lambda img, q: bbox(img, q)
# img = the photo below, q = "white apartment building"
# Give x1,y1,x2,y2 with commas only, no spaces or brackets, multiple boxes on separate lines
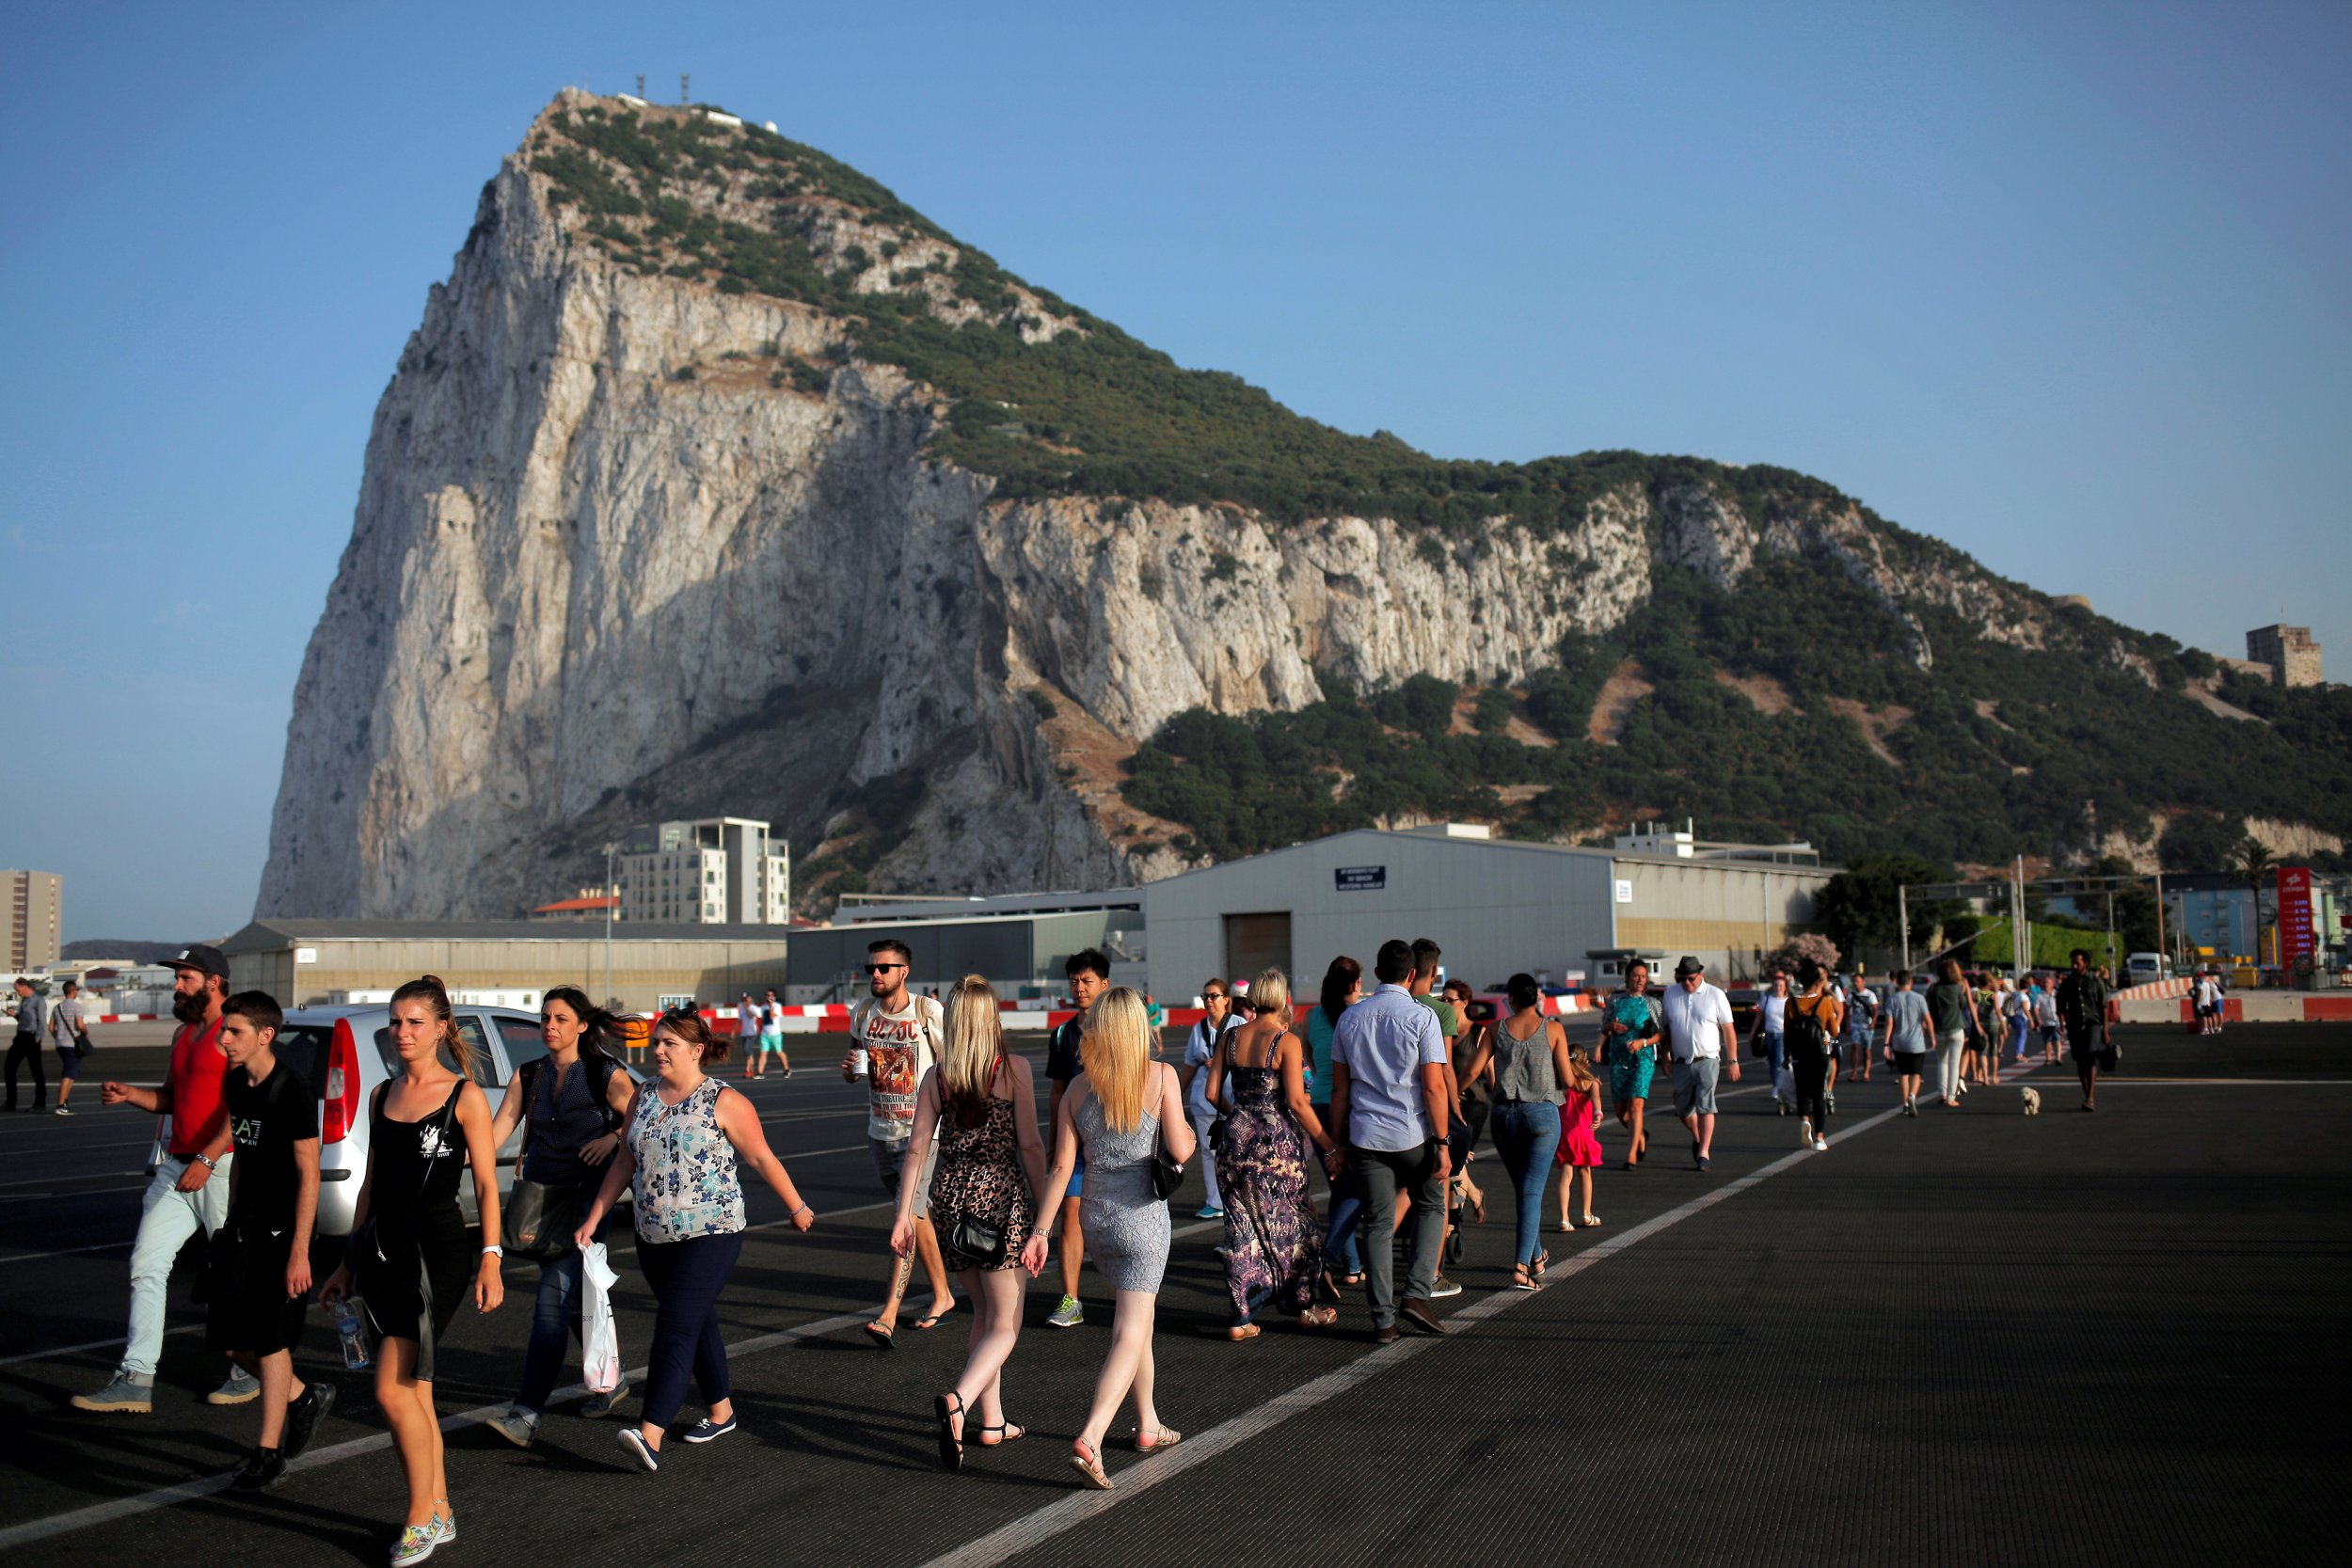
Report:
615,818,790,926
5,870,63,974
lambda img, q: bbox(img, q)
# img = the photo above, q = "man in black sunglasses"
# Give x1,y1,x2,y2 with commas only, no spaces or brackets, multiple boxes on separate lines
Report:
842,940,951,1346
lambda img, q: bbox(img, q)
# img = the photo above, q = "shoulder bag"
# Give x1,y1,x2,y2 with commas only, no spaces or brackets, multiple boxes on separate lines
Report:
941,1055,1010,1265
1148,1065,1185,1200
501,1055,620,1261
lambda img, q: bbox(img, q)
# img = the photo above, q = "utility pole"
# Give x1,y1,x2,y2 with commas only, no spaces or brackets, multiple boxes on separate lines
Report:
604,840,619,1008
1899,885,1911,975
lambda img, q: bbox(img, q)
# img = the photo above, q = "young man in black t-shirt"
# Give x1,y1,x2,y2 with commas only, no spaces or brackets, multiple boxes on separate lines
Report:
1042,949,1110,1328
210,991,334,1489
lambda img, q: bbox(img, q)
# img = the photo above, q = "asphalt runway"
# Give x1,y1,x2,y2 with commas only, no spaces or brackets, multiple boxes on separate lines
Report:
1,1022,2344,1565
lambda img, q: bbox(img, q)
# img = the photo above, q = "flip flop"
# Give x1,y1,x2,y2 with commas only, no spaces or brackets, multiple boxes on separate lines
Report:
912,1309,950,1330
862,1322,896,1351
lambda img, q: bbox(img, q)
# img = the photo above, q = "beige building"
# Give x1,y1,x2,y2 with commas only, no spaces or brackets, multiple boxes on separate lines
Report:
1140,823,1836,997
616,817,790,926
223,918,789,1014
2246,625,2323,688
4,870,63,974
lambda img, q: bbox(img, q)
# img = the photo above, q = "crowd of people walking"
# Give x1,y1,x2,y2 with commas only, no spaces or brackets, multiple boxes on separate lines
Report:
42,931,2129,1558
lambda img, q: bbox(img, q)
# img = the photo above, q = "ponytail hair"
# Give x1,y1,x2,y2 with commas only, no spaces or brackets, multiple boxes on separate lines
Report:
390,974,473,1081
541,984,620,1055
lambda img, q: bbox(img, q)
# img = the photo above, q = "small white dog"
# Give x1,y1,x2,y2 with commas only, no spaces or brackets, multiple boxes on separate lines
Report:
2021,1086,2042,1116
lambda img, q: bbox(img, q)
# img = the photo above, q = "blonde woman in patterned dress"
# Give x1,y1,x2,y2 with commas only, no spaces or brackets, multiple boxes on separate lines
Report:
892,976,1048,1469
575,1009,816,1474
1202,967,1336,1338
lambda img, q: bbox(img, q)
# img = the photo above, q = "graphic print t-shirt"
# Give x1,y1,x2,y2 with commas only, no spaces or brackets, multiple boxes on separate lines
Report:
855,998,937,1144
225,1058,318,1232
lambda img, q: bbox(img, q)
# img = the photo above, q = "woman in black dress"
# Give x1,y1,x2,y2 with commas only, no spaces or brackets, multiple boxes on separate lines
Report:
321,975,504,1568
891,975,1047,1468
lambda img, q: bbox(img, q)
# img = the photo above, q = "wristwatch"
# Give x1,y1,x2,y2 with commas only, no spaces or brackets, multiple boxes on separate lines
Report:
194,1154,217,1172
480,1243,503,1258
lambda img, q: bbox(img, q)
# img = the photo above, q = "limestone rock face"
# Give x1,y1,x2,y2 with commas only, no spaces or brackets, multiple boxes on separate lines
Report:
259,95,2085,920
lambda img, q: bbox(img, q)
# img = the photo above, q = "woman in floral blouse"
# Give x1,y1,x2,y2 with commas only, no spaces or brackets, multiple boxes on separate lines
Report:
577,1008,816,1472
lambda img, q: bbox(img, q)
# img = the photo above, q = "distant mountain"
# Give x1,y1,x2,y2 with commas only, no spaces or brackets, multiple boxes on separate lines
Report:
256,90,2348,919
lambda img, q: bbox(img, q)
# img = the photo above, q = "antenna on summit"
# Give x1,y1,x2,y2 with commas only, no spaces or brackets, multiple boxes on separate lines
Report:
680,72,691,105
636,74,645,98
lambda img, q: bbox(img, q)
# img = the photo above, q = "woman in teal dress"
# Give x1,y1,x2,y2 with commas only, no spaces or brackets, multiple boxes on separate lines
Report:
1601,959,1661,1168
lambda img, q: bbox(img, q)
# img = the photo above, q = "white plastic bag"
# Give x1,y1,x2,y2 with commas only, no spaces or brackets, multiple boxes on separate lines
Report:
1772,1063,1795,1107
580,1239,622,1395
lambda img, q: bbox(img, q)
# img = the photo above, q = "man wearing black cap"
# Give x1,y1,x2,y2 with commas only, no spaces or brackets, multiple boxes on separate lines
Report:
1661,956,1740,1171
73,944,257,1413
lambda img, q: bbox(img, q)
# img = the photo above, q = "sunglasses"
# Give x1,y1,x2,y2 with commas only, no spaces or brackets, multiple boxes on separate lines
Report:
865,962,906,974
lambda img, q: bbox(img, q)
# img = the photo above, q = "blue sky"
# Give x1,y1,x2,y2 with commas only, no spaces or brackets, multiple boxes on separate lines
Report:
2,1,2345,941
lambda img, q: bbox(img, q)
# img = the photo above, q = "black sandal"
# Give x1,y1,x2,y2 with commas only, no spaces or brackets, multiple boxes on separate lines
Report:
978,1422,1025,1447
933,1392,964,1471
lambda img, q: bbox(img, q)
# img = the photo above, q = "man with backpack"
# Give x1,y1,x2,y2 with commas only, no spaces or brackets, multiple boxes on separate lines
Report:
844,939,953,1346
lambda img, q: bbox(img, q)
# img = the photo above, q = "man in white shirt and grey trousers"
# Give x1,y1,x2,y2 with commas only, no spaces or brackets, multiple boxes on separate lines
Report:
1661,956,1740,1171
1329,938,1454,1342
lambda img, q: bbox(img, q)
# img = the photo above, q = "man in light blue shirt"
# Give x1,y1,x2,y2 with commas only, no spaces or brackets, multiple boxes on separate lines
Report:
1329,939,1453,1340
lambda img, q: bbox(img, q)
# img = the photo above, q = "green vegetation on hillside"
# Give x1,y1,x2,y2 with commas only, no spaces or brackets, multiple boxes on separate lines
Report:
526,105,1995,557
1121,561,2352,868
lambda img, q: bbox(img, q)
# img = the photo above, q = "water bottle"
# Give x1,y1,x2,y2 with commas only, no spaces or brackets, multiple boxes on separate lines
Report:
333,1295,372,1370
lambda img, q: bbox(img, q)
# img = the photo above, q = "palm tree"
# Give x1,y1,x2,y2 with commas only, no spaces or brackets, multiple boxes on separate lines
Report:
2237,837,2275,965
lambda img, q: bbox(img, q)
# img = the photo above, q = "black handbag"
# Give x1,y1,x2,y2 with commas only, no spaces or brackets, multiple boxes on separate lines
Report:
501,1055,619,1261
501,1177,582,1262
1149,1148,1184,1201
946,1212,1008,1268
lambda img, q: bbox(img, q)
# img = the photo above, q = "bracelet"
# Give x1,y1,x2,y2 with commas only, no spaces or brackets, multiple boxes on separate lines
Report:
793,1203,812,1217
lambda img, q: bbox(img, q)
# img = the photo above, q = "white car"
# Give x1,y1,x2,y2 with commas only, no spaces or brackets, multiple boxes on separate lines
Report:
151,1004,639,1237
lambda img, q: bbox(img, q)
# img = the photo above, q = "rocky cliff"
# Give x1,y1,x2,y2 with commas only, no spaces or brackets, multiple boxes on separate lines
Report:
259,92,2338,918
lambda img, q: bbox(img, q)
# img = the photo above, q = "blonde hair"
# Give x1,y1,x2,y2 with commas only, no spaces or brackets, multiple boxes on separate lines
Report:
1564,1032,1601,1101
1248,967,1290,1022
1078,986,1152,1134
940,974,1004,1122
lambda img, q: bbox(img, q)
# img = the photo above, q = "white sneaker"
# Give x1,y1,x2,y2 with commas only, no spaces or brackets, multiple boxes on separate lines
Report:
1814,1137,1829,1151
1799,1119,1814,1148
53,1105,72,1116
485,1407,538,1449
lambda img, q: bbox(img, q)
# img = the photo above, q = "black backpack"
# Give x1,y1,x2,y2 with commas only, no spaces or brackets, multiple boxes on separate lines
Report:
1786,996,1832,1056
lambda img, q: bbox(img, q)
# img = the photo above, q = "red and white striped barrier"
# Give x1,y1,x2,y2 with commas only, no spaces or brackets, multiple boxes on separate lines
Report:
89,1013,163,1024
2113,977,2191,1002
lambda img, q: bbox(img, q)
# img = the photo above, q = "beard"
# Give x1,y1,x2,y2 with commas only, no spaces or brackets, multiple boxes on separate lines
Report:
172,989,207,1025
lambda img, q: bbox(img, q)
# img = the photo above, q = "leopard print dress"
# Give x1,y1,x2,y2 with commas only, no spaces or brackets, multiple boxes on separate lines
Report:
929,1071,1035,1272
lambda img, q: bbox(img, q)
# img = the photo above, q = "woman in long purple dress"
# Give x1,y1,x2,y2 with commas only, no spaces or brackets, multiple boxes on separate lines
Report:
1204,969,1339,1339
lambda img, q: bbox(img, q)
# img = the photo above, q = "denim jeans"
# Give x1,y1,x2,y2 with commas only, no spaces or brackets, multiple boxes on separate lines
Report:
1487,1101,1562,1266
1188,1109,1223,1209
514,1210,609,1414
1763,1030,1787,1095
1311,1104,1361,1275
123,1154,232,1379
1354,1142,1443,1329
638,1230,744,1430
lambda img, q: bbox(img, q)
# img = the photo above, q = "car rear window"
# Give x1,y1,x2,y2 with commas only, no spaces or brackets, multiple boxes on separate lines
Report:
499,1017,548,1076
272,1026,331,1096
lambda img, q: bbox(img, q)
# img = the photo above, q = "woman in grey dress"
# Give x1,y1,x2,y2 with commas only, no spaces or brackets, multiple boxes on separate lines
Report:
1023,987,1197,1492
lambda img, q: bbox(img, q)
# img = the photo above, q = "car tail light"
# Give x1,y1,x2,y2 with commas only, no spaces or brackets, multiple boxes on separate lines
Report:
324,1018,361,1143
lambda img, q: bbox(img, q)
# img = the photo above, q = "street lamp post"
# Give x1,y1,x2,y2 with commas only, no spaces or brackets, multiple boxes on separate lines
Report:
604,840,618,1008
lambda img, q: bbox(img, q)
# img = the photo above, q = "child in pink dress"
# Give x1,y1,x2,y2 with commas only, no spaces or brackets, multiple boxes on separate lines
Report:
1554,1052,1605,1230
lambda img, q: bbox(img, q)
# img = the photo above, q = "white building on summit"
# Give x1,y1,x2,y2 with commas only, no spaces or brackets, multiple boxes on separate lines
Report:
616,817,791,926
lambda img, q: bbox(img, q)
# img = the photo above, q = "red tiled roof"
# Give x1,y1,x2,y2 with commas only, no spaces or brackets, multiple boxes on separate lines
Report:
532,895,620,913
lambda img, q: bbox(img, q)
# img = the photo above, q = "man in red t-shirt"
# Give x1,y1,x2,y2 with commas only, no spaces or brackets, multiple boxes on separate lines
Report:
73,944,257,1413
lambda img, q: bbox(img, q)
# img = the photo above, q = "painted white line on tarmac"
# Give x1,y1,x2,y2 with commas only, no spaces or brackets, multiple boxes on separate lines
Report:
911,1076,1986,1568
0,1239,134,1268
0,1322,200,1370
